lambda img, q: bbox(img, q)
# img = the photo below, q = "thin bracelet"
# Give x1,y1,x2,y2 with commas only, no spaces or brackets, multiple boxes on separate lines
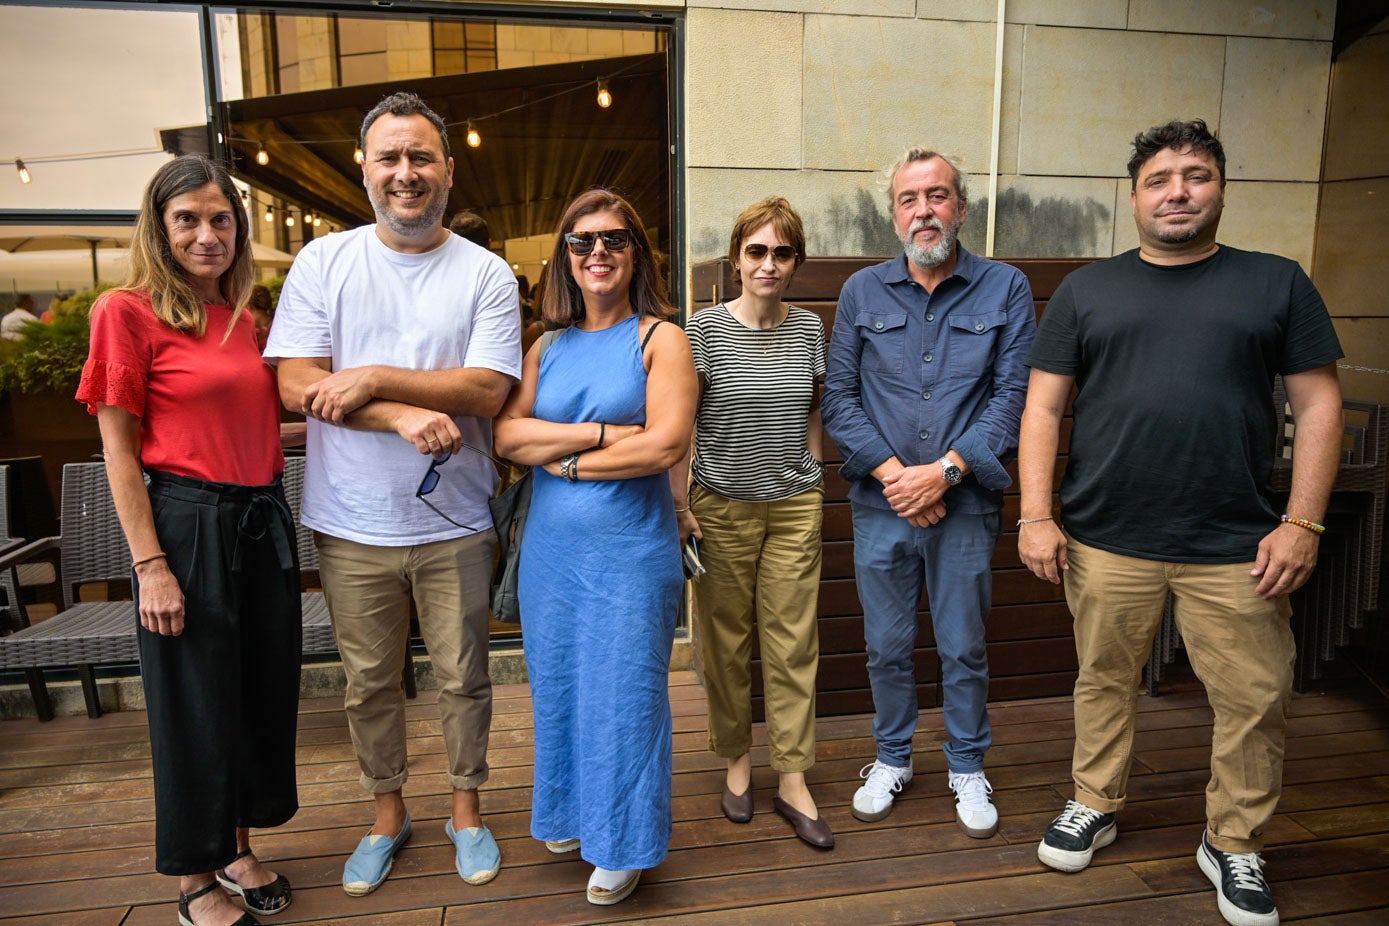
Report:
596,421,606,449
674,504,690,513
1281,514,1325,535
133,552,167,568
1016,516,1053,527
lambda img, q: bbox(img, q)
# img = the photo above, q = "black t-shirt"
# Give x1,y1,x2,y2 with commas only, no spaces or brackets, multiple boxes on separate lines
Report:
1026,246,1343,563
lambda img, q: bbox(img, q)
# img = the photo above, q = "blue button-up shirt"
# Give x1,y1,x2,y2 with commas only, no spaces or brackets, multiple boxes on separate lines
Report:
823,247,1037,515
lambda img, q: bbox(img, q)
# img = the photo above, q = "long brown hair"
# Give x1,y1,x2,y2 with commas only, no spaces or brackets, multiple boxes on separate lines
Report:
106,154,254,338
539,188,674,328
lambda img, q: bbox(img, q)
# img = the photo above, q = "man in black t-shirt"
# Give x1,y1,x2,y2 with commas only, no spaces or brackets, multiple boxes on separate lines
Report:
1017,120,1344,926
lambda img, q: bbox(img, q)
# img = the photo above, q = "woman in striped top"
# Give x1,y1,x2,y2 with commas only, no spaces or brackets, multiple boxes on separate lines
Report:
679,196,833,849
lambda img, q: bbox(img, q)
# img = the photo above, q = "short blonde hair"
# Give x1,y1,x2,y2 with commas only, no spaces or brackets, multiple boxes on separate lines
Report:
727,196,806,269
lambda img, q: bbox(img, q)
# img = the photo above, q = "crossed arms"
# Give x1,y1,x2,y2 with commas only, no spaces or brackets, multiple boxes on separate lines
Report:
278,359,512,456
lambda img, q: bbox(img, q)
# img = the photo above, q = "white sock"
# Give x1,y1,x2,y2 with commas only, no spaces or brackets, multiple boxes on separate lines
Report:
588,866,638,892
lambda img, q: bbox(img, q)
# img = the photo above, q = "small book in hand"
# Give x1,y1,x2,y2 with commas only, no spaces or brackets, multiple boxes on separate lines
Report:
682,537,706,579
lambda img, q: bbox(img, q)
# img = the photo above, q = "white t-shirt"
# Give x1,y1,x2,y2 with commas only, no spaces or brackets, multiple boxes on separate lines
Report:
1,307,39,340
265,225,521,546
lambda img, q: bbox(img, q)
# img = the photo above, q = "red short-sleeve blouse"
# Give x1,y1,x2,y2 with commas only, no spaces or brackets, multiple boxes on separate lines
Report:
76,290,283,486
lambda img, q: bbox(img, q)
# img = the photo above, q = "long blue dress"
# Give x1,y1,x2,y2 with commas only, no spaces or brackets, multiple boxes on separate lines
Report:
519,314,682,871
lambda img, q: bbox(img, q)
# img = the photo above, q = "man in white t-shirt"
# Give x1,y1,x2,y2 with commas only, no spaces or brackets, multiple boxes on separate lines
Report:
265,91,521,897
1,294,40,340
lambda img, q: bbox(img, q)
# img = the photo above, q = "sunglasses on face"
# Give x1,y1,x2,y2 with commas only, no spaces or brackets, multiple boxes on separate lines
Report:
564,229,632,256
415,441,493,531
742,243,798,264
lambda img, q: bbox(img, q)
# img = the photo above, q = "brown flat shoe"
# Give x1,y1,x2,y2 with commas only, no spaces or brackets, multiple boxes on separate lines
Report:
773,794,834,849
721,784,753,823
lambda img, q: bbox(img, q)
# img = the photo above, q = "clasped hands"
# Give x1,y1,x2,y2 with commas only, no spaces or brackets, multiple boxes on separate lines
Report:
881,464,948,528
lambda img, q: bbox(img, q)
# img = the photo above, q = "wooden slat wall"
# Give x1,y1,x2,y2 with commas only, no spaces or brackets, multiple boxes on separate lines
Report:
689,257,1088,717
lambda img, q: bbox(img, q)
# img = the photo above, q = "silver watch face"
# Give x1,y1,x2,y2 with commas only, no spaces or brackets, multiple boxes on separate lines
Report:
941,460,963,485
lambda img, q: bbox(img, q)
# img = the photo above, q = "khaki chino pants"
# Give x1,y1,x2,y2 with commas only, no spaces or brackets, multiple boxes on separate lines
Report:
1064,535,1295,853
315,530,495,793
691,483,823,772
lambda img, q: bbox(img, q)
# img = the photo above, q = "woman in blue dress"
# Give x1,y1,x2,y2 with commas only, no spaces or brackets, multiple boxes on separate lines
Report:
494,189,697,906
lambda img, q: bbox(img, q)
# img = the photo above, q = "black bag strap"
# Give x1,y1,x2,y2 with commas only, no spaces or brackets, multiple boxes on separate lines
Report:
641,319,663,351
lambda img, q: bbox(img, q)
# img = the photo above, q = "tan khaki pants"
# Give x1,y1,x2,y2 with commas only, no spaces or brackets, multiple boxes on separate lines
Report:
315,530,495,793
691,483,823,772
1064,535,1295,852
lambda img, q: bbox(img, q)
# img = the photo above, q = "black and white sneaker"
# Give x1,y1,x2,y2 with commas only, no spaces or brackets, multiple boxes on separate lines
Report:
1037,799,1117,872
1197,831,1279,926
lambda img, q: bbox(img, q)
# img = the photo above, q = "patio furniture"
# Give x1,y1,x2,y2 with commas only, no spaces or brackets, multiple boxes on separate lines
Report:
0,456,61,613
1146,386,1389,692
0,462,137,720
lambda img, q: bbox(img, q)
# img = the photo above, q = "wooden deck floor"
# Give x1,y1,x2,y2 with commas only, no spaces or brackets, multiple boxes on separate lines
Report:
2,668,1389,925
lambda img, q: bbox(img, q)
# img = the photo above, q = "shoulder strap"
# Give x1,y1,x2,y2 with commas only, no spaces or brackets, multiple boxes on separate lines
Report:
641,319,664,351
538,328,560,361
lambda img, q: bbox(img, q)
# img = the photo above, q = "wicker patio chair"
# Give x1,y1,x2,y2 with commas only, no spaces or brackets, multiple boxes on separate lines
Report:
281,455,337,661
1,468,26,633
0,462,138,721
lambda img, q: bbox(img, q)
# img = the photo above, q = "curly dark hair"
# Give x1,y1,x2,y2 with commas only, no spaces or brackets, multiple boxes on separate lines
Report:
1127,119,1225,188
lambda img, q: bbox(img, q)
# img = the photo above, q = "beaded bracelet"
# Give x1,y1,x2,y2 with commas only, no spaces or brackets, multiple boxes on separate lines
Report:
1016,516,1053,527
1281,514,1325,535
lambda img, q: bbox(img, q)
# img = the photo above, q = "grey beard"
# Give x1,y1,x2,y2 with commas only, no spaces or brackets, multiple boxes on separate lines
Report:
902,222,957,269
369,186,448,236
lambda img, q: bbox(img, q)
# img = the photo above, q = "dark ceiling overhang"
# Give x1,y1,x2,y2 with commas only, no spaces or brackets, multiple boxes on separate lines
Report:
218,52,668,245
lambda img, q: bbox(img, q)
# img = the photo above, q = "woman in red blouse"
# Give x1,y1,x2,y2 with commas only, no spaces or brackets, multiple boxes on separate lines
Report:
76,155,300,926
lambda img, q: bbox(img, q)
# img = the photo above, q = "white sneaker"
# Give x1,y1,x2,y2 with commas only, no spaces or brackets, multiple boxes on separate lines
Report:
852,760,913,822
948,770,998,838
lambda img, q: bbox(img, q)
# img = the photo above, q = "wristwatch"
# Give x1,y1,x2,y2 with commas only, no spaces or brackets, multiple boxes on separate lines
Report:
939,457,963,486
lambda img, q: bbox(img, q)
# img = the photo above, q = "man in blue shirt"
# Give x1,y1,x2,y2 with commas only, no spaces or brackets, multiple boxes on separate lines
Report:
823,147,1036,838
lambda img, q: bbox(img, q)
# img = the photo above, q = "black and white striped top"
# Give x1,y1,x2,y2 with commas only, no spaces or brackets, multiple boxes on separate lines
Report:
687,303,826,502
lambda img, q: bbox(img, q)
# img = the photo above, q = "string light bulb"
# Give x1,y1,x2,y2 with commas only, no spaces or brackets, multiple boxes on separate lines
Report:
313,216,322,228
466,121,481,148
264,205,274,223
256,143,269,166
353,145,364,165
303,210,314,225
15,159,31,184
285,212,295,227
596,79,612,109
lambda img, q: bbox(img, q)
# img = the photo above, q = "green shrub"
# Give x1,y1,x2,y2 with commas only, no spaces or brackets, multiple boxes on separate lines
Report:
0,283,116,394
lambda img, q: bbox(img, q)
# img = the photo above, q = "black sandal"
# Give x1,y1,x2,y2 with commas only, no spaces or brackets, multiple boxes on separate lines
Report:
178,880,259,926
215,848,292,916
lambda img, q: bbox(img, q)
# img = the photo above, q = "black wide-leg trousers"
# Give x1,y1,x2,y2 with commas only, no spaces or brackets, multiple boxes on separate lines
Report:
136,470,302,875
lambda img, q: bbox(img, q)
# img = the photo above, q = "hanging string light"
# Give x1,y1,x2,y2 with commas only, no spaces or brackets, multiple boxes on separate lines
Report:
596,79,612,109
313,216,322,228
353,146,364,165
15,159,31,184
284,210,295,227
465,121,481,148
303,209,315,225
264,204,274,223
